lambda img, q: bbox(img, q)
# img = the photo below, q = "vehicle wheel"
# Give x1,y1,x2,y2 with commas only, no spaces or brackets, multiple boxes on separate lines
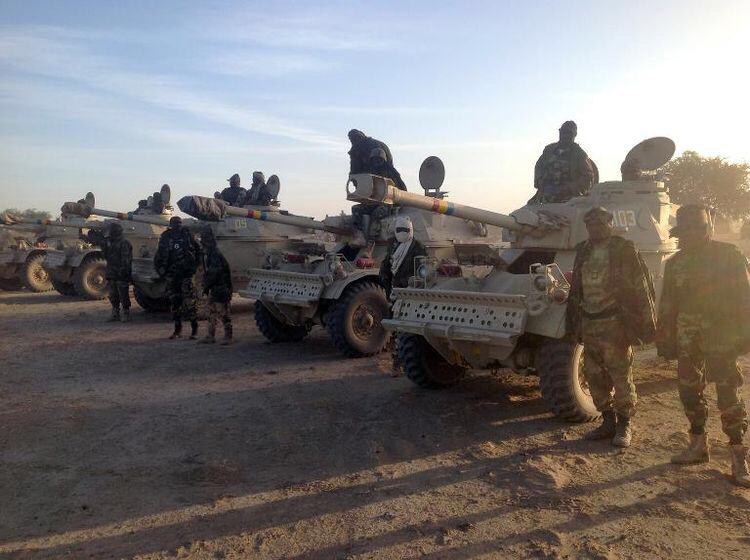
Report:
73,257,108,300
398,333,466,388
326,281,390,358
254,300,311,342
133,285,169,312
51,278,78,296
22,253,52,292
0,277,23,291
536,340,599,423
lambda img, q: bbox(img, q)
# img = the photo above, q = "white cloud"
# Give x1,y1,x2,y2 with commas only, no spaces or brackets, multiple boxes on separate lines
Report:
207,51,338,77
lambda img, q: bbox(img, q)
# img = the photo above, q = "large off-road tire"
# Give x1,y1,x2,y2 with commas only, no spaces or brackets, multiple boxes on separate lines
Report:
536,340,599,423
254,300,311,343
73,256,108,300
326,281,390,358
21,253,53,292
0,277,23,291
398,333,466,388
51,278,77,296
133,285,169,312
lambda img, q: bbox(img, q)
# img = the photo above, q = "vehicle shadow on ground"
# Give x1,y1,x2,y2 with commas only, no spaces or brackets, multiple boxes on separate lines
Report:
0,293,74,305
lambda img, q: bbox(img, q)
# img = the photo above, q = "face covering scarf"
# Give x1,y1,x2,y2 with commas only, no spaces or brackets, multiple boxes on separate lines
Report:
391,217,414,276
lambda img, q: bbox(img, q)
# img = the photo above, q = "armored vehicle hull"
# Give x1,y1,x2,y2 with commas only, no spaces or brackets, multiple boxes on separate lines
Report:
348,139,678,422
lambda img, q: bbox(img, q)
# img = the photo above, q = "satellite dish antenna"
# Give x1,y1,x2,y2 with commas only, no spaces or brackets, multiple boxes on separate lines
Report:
160,184,171,206
266,175,281,200
85,192,95,208
419,156,445,193
623,137,676,172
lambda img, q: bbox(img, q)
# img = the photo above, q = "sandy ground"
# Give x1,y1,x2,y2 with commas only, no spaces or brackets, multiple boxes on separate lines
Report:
0,291,749,560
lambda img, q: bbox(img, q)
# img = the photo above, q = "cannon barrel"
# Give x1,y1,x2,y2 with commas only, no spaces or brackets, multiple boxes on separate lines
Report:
345,174,546,232
1,212,103,230
60,202,202,229
177,195,351,236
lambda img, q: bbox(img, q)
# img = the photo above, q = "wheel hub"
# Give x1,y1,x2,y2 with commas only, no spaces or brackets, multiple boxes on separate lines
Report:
352,304,377,338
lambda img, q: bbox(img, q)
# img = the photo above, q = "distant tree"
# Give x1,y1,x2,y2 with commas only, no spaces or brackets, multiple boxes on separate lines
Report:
661,151,750,220
1,208,52,221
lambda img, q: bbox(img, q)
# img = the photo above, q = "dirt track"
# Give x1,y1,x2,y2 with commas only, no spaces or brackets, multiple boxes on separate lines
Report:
0,292,749,559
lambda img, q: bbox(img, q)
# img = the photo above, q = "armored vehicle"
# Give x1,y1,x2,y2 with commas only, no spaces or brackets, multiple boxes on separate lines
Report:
0,211,104,294
0,224,47,291
347,138,678,422
210,165,504,358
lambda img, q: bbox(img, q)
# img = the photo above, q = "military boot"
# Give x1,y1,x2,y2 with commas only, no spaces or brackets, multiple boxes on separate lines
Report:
169,320,182,339
189,320,199,340
200,325,216,344
583,410,616,440
730,445,750,487
671,433,710,464
220,324,233,345
612,415,632,448
121,308,131,323
107,307,121,322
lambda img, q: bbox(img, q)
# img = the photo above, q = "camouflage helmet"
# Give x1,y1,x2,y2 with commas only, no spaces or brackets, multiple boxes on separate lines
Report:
583,206,613,224
348,129,366,142
252,171,265,184
670,204,712,238
169,216,182,228
228,173,240,188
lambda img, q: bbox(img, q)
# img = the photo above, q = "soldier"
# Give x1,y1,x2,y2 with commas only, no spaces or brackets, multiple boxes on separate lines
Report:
85,222,133,322
198,227,233,344
567,207,657,447
219,174,246,206
369,148,407,191
533,121,596,203
154,216,201,340
348,129,394,174
379,215,426,298
657,204,750,487
244,171,273,206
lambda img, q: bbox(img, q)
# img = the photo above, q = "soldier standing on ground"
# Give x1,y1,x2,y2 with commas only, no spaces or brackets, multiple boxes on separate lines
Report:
567,207,657,447
533,121,596,203
85,222,133,323
155,216,201,340
379,216,426,299
657,204,750,487
199,227,233,345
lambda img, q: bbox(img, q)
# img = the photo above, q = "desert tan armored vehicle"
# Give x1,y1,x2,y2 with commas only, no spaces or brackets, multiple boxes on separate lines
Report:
211,165,504,358
347,138,678,422
0,210,104,294
0,224,46,291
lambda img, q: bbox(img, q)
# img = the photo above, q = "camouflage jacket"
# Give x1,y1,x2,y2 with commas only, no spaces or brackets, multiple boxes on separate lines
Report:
656,240,750,358
534,142,594,196
84,230,132,281
201,246,233,304
154,228,200,279
567,235,656,345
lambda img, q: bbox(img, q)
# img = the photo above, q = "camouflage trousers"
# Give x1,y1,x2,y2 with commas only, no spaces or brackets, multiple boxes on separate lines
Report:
108,279,130,310
166,276,197,322
207,301,231,337
582,316,636,418
677,352,748,443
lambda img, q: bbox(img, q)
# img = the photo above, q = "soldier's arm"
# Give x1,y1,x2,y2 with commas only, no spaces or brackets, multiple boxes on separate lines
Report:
123,241,133,278
656,259,678,358
154,234,168,275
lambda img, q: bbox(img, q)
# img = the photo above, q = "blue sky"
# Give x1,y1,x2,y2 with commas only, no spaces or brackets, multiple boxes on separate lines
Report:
1,0,748,218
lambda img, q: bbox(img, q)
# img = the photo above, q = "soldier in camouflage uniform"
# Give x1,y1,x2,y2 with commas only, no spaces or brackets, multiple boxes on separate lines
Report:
567,207,657,447
155,216,201,340
657,204,750,487
85,222,133,323
532,121,596,203
198,227,233,345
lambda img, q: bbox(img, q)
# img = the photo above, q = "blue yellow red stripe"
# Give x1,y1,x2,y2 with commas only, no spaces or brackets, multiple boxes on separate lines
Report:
430,199,455,215
247,209,269,221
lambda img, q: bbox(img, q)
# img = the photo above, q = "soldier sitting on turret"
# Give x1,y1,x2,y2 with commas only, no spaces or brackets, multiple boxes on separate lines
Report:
532,121,596,203
244,171,275,206
369,148,407,191
348,129,395,174
219,174,246,207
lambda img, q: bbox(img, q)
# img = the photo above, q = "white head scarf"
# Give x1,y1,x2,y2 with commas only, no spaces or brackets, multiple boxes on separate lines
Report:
391,215,414,275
